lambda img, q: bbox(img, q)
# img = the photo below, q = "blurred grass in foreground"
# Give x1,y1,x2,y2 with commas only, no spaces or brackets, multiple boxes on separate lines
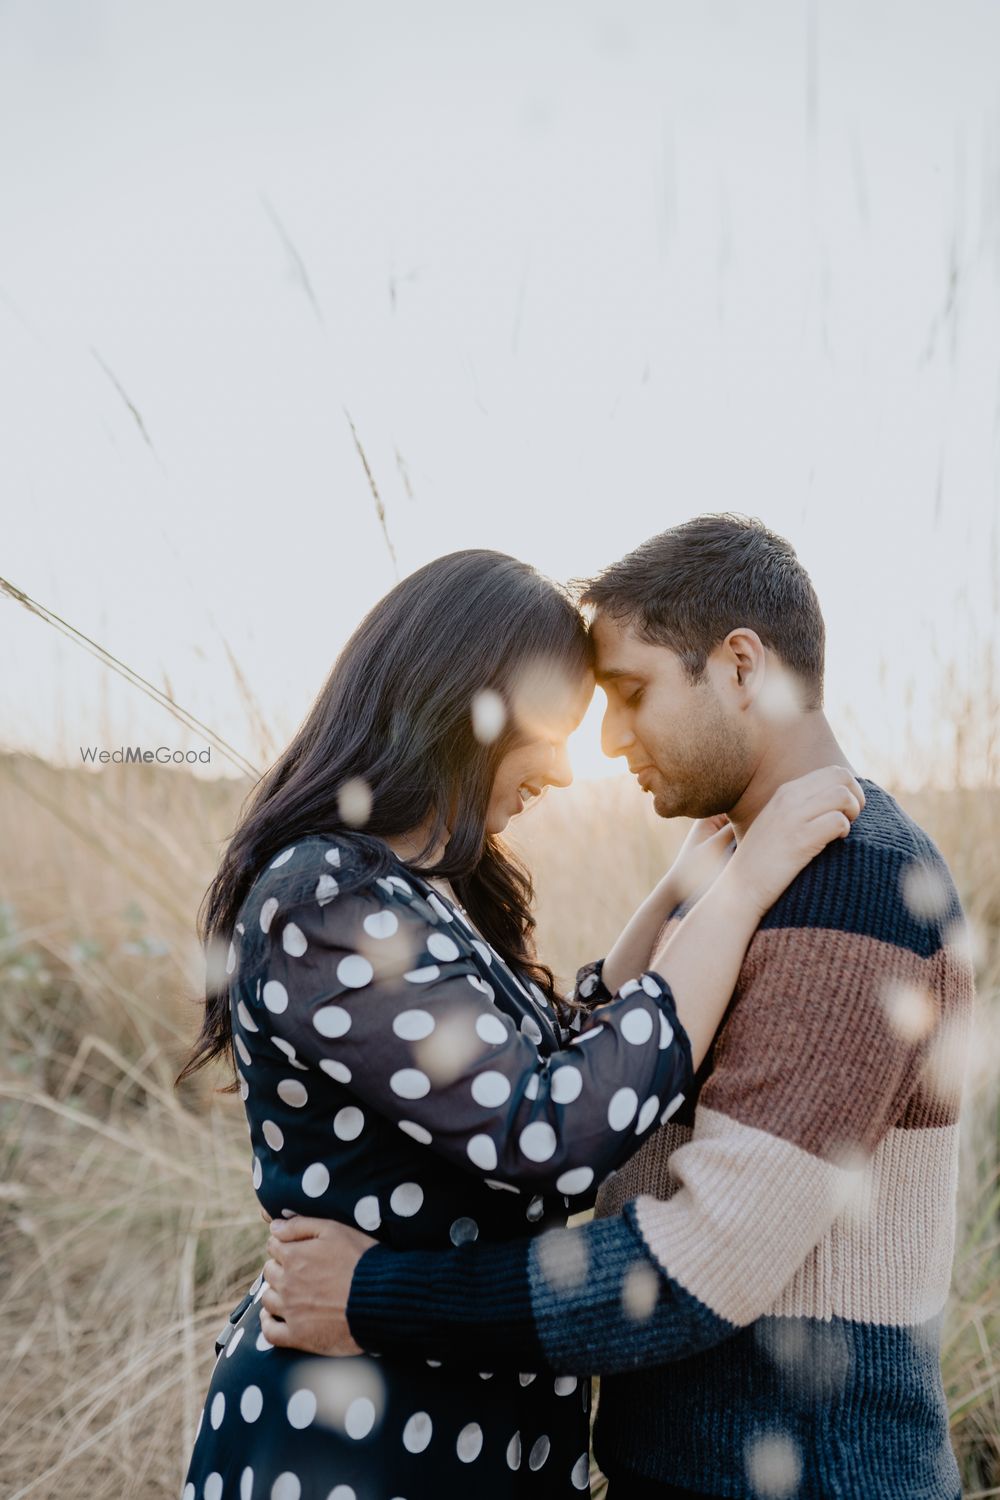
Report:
0,754,996,1497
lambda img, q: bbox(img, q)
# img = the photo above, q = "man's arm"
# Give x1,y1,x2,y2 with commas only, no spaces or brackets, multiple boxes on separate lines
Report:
335,837,970,1374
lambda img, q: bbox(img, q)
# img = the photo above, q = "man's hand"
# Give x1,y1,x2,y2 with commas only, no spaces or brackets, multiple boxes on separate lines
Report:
260,1216,377,1355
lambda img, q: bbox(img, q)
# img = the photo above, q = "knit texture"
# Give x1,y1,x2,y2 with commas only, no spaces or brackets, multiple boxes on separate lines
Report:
349,780,973,1499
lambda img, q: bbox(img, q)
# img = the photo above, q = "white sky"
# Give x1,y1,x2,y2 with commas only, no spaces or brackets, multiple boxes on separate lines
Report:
2,0,999,786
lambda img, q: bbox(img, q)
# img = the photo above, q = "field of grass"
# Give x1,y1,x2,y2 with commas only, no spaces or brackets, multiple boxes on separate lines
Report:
0,751,997,1497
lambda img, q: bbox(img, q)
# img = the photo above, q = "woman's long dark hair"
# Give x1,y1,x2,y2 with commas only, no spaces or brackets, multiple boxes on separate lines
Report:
176,550,594,1090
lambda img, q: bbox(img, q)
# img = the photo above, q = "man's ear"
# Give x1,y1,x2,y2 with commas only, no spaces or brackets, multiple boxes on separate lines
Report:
721,628,766,700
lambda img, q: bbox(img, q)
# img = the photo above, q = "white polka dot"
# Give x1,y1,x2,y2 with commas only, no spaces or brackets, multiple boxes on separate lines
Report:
471,1071,511,1107
475,1013,507,1045
324,846,341,867
390,1068,431,1099
329,1490,355,1500
319,1057,352,1083
210,1391,226,1429
457,1422,483,1462
240,1468,254,1500
282,922,307,957
338,954,374,988
345,1396,376,1438
641,973,661,996
390,1182,424,1216
518,1371,536,1385
262,1119,284,1151
255,1331,272,1352
236,999,258,1033
287,1388,317,1429
402,1411,433,1453
386,874,412,894
354,1195,381,1231
524,1073,540,1099
240,1384,263,1422
251,1156,262,1189
427,932,460,962
506,1431,522,1469
426,893,453,922
263,980,288,1014
259,897,279,933
363,910,398,939
520,1014,543,1044
271,1475,301,1500
270,847,296,867
183,1485,195,1500
526,1195,545,1221
472,940,492,965
659,1010,674,1049
554,1375,578,1395
608,1087,638,1131
238,1074,249,1100
393,1009,435,1041
529,1434,551,1470
204,1476,223,1500
573,1023,605,1043
486,1177,520,1193
660,1091,685,1122
468,975,495,999
314,1004,351,1037
399,1119,432,1144
467,1133,498,1170
277,1078,308,1108
450,1216,479,1244
226,942,237,975
519,1121,557,1162
572,1451,590,1488
550,1066,582,1104
226,1326,245,1359
621,1008,654,1045
334,1105,365,1140
636,1095,660,1133
555,1165,594,1195
404,965,441,984
302,1163,330,1197
235,1034,252,1067
316,873,338,905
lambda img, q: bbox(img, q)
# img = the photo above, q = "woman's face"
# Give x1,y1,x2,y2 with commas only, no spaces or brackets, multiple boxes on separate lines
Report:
483,672,594,835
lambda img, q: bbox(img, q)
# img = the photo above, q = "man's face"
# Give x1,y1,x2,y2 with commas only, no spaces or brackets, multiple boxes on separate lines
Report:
592,610,756,819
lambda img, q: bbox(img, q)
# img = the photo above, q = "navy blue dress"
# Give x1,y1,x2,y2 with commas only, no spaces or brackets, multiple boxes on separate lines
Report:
181,832,693,1500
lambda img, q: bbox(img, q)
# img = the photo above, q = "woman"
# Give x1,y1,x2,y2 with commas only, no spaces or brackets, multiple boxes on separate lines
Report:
177,550,862,1500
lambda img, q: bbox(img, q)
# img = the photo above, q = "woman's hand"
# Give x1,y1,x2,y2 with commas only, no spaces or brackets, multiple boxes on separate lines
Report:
728,765,865,919
666,814,737,907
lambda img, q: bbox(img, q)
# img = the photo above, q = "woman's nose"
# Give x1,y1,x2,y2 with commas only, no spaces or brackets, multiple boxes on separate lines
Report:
546,743,573,788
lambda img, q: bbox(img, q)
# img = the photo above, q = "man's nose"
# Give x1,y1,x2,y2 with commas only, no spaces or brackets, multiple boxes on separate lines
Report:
601,702,634,760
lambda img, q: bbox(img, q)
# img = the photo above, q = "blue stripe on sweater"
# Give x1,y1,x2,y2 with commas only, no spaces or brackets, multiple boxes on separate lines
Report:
593,1308,960,1500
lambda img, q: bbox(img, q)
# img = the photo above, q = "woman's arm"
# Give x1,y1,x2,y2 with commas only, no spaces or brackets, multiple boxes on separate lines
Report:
599,816,735,997
239,843,694,1207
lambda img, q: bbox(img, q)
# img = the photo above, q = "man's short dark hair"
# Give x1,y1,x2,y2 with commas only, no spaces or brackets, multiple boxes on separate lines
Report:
578,514,826,708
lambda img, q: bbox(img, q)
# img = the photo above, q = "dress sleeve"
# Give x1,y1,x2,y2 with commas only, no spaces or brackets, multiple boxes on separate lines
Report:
247,861,694,1203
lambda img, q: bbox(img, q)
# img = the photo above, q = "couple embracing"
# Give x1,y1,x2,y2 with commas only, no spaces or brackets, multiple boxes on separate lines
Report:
179,515,972,1500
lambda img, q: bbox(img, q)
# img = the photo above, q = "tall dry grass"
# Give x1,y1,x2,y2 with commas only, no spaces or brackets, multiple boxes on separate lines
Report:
0,750,997,1498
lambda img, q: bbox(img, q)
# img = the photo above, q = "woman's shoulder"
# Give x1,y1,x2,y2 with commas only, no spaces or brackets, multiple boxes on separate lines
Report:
234,831,440,941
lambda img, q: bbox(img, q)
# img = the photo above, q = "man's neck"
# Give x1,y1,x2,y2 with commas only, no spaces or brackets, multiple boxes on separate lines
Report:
728,711,857,841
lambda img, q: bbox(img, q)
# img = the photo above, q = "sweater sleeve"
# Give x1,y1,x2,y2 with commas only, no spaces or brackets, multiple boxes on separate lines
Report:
244,840,694,1203
347,837,969,1373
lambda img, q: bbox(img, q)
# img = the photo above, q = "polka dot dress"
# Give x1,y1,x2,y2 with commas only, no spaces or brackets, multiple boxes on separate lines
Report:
181,834,693,1499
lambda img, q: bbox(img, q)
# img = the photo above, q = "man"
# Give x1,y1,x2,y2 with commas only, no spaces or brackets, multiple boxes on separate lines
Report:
260,515,973,1499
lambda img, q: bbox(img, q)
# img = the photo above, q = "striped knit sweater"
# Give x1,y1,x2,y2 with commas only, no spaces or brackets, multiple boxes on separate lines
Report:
348,780,974,1499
